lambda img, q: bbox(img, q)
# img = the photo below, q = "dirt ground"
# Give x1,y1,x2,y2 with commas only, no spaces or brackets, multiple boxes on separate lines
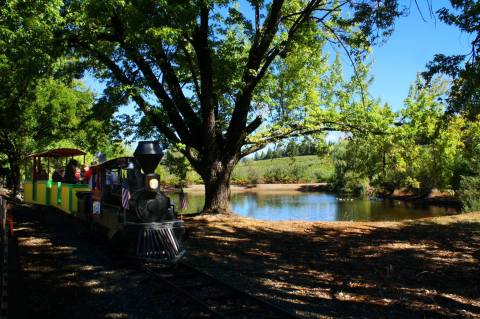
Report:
8,201,480,318
10,205,186,319
184,212,480,318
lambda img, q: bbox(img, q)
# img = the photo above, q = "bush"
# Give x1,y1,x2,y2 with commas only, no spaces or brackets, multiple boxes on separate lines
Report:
246,166,261,184
338,172,370,196
314,169,333,183
458,175,480,212
289,164,306,182
263,164,306,183
231,171,248,185
264,167,290,183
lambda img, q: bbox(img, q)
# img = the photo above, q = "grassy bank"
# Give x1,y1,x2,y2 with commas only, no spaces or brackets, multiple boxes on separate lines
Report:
158,155,334,185
232,155,334,184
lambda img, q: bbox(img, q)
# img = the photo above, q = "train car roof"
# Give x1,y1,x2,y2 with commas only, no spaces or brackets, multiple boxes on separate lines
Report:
28,148,86,158
90,157,136,169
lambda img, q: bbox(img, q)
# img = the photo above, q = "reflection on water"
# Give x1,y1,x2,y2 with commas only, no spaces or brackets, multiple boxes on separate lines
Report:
168,191,458,221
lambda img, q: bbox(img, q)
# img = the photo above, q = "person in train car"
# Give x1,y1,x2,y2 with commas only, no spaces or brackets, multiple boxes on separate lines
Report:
105,169,114,185
64,159,79,184
52,166,64,182
74,166,81,182
81,164,93,184
33,160,44,180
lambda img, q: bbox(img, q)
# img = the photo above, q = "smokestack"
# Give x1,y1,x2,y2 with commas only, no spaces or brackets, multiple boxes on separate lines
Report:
133,141,164,174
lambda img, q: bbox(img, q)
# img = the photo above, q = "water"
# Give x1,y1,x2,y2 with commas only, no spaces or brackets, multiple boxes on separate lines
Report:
169,191,458,221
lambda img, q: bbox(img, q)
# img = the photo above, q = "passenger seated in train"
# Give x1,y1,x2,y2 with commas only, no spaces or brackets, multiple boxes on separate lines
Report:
75,166,81,182
81,164,93,184
52,167,64,182
33,161,48,180
64,159,79,184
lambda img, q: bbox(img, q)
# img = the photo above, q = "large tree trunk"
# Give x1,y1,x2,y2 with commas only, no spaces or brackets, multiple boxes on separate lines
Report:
199,158,237,215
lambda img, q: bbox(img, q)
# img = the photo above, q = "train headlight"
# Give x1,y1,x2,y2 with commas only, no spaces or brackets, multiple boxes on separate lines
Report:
145,173,160,191
149,178,159,190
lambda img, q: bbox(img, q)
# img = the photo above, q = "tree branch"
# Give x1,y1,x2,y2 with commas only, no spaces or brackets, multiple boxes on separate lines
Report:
107,14,195,146
149,42,200,131
191,5,217,146
225,0,286,152
181,44,201,100
82,43,180,144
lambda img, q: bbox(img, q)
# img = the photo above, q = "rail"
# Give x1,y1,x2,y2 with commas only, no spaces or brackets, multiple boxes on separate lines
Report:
143,261,300,319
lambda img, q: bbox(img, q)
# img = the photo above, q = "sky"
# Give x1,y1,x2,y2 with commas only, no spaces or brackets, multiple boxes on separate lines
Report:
82,0,472,126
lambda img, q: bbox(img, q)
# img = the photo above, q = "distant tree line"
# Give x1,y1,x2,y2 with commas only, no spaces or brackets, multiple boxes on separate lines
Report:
253,139,320,161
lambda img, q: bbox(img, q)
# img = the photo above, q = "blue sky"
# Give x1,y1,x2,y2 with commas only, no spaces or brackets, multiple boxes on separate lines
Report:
83,1,471,119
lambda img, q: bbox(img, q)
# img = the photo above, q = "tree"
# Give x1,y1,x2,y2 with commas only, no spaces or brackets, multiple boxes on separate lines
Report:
422,0,480,119
61,0,403,214
0,77,100,194
0,1,119,194
331,75,466,194
0,0,65,194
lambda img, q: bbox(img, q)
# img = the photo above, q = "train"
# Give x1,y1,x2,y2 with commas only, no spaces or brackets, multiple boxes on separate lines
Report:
23,141,186,263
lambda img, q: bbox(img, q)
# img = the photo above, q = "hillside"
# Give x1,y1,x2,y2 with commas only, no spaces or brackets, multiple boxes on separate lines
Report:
157,155,334,185
231,155,334,184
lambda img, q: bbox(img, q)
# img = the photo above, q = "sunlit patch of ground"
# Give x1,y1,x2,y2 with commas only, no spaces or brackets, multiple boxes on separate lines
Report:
185,212,480,318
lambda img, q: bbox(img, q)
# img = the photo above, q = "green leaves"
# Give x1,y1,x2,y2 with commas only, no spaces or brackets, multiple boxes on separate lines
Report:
0,0,123,190
331,73,472,193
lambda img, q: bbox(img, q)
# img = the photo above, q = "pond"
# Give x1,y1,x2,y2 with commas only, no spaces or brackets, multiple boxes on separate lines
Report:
169,191,458,222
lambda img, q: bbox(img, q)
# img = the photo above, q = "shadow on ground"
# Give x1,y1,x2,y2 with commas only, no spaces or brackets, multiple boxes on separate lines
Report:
185,216,480,318
10,205,176,319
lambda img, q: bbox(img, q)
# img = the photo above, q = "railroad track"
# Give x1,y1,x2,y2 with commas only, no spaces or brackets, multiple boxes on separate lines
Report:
143,261,300,319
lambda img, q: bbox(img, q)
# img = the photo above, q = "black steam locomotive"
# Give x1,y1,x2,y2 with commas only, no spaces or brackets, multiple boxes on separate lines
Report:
81,141,186,262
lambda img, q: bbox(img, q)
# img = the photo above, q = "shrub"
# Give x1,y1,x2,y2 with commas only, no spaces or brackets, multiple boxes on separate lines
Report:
314,169,334,183
289,164,305,182
263,165,306,183
341,172,370,196
231,171,248,185
264,167,290,183
458,175,480,212
246,166,261,184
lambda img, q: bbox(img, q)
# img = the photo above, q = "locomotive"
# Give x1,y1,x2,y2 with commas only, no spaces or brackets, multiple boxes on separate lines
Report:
23,141,186,263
